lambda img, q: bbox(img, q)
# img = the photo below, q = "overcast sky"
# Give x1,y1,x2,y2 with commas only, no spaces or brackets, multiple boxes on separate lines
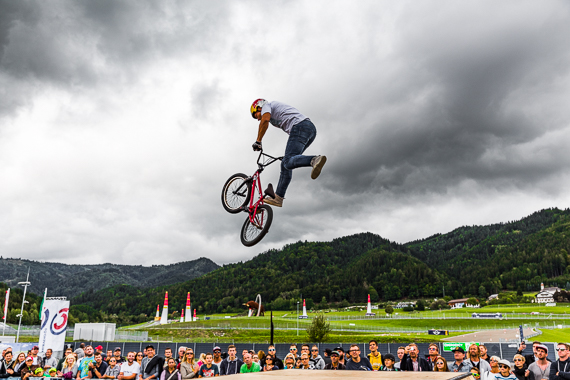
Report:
1,0,569,265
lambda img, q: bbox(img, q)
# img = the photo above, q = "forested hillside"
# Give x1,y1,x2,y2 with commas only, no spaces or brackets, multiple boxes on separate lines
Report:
0,257,219,298
405,208,570,298
0,282,42,325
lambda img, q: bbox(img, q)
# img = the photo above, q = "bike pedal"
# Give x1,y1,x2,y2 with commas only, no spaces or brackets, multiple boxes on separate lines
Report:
264,183,276,199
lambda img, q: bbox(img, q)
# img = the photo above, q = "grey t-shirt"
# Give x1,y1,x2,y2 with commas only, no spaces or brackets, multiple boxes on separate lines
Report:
528,361,551,380
261,101,308,135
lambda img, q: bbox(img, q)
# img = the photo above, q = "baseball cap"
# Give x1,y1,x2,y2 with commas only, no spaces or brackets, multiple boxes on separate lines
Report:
452,346,465,354
145,345,155,350
114,347,121,351
330,351,339,357
498,359,511,367
34,368,43,374
384,353,396,362
335,347,344,352
213,346,221,352
49,368,57,373
32,345,39,350
25,356,33,361
95,345,103,350
536,344,548,353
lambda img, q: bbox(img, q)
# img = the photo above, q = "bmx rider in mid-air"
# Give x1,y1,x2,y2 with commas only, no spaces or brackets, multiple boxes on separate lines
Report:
250,99,327,208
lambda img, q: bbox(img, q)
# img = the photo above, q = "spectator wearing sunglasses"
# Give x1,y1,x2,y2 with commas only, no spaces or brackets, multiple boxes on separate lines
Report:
260,346,283,370
470,367,481,379
495,359,517,379
550,342,570,380
527,345,550,380
286,345,299,368
433,356,449,372
511,354,529,380
309,346,325,370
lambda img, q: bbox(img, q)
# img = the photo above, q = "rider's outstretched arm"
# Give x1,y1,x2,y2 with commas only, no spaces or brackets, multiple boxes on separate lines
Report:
256,112,271,142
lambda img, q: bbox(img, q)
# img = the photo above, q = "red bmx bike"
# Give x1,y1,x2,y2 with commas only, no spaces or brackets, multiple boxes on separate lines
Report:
221,150,283,247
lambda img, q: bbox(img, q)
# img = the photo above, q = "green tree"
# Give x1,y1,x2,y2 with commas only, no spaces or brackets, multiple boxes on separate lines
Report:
368,286,379,302
385,305,394,315
306,313,331,343
479,285,487,299
416,300,426,311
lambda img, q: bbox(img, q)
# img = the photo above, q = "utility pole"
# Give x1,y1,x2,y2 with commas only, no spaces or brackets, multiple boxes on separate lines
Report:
296,301,299,336
16,268,31,343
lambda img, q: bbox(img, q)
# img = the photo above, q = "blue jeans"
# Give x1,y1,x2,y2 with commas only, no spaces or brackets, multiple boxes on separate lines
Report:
275,119,317,197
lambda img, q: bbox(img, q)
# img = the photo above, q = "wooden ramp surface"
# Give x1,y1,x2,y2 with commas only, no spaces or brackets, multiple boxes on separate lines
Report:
237,371,475,379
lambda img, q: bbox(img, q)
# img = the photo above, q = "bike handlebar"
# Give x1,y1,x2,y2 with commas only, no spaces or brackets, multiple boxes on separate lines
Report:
256,150,283,169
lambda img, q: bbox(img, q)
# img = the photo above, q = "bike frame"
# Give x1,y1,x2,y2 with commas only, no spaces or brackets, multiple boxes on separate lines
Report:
245,151,282,225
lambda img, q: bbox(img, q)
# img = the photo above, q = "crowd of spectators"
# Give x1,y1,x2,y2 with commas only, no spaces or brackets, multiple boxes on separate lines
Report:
1,340,569,379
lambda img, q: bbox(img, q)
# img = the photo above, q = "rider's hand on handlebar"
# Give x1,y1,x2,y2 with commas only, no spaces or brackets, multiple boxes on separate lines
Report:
252,141,262,151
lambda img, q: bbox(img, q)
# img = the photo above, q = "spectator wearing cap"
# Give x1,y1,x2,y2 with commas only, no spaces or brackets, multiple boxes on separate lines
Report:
219,345,242,376
114,348,125,365
335,347,346,366
324,351,345,370
30,346,41,367
43,349,57,369
95,346,107,361
527,344,550,380
75,344,86,361
322,348,332,367
495,359,517,380
449,346,472,373
550,342,570,380
20,356,38,380
211,347,223,372
140,345,162,380
400,344,430,372
380,354,398,371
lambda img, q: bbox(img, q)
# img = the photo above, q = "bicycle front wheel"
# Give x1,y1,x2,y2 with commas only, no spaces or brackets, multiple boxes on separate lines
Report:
221,173,251,213
240,205,273,247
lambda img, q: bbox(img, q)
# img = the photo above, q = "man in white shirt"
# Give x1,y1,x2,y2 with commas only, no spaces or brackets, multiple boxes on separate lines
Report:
250,99,327,208
118,352,140,380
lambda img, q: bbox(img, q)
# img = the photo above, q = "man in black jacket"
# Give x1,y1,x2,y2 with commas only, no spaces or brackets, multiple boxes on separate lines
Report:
549,342,570,380
400,344,431,371
219,345,243,376
517,341,543,365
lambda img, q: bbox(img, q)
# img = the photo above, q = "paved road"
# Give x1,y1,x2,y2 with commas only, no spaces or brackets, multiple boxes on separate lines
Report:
442,327,536,342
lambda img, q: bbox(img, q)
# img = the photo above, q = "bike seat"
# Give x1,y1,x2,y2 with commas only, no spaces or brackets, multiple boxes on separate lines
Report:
264,183,276,199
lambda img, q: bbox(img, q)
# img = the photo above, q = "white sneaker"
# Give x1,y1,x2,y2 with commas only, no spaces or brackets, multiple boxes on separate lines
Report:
310,155,327,179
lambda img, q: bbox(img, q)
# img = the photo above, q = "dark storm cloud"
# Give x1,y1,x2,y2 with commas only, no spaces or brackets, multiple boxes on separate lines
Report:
0,0,231,118
321,3,570,197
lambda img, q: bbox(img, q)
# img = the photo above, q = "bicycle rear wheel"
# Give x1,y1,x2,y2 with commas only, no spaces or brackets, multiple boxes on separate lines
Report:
221,173,251,214
240,205,273,247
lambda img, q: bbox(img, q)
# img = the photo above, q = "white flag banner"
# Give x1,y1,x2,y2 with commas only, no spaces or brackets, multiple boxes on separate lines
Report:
39,299,70,353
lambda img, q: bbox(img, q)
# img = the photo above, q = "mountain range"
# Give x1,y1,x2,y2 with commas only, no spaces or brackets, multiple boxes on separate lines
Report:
1,207,569,325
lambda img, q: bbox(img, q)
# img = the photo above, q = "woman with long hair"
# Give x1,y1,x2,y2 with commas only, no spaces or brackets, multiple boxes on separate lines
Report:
180,349,198,379
262,356,278,372
433,356,449,372
160,358,181,380
135,352,143,367
59,354,78,379
11,352,26,376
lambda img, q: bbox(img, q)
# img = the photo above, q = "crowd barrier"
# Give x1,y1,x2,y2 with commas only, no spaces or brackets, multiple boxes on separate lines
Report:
65,341,559,363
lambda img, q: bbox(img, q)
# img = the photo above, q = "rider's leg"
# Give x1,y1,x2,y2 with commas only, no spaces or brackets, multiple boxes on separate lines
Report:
275,119,317,198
